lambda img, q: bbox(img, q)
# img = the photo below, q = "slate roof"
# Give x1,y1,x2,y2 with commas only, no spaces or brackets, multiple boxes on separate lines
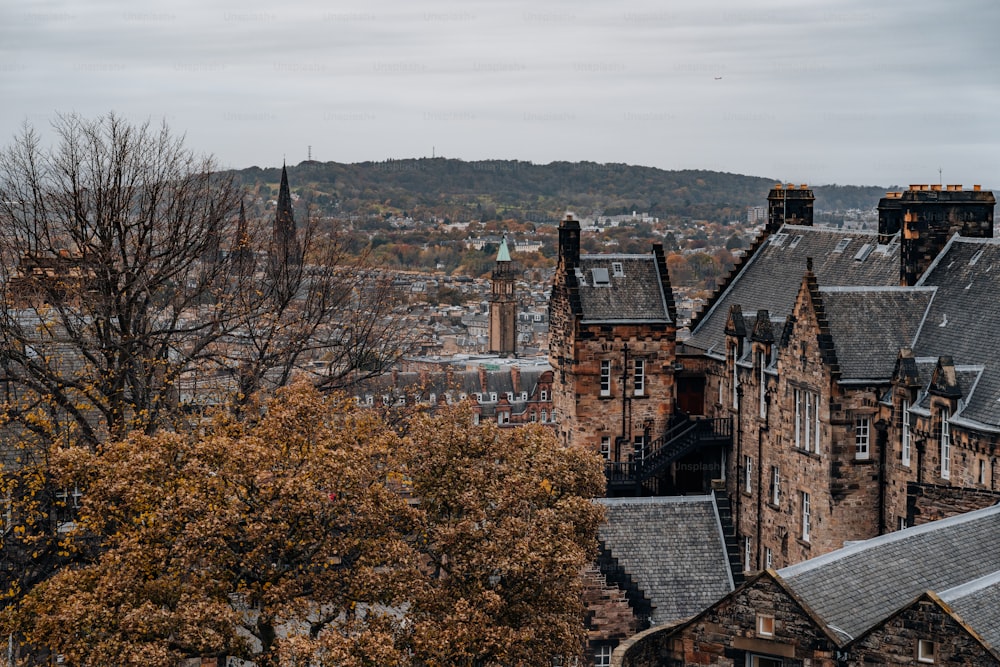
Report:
778,503,1000,640
686,226,899,356
914,237,1000,427
576,255,670,324
941,571,1000,651
819,287,935,382
596,495,734,626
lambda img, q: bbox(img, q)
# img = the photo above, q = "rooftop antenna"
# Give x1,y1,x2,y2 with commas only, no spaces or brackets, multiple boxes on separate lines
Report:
938,167,942,185
432,145,435,158
308,145,312,161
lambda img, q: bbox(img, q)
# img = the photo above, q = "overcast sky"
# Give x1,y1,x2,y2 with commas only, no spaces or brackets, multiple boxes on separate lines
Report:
3,0,998,187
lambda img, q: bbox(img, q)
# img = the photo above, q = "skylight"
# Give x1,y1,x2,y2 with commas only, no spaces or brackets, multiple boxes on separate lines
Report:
833,238,852,253
591,267,611,285
854,243,874,262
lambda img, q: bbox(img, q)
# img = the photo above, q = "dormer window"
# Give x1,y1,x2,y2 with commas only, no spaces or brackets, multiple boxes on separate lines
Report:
612,262,624,277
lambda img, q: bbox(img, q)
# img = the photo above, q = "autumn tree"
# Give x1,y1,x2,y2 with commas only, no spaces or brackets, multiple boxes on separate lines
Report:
3,384,605,667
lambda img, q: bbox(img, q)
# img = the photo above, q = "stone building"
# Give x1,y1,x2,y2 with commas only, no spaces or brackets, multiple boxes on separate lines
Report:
585,496,736,664
548,213,679,469
553,185,998,663
615,503,1000,667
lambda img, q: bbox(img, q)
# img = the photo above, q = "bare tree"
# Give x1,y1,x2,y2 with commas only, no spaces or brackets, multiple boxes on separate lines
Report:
0,113,411,449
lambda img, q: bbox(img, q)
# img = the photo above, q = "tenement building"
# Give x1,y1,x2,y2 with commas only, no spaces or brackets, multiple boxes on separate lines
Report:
552,184,998,578
548,213,680,474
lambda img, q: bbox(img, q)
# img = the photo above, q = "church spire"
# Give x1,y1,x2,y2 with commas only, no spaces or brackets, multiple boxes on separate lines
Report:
271,163,302,274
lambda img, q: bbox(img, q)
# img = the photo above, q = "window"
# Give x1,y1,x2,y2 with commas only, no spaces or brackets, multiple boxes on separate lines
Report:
633,435,647,463
744,456,753,494
813,393,821,454
497,411,509,425
744,535,752,572
770,466,780,505
612,261,624,277
748,656,783,667
541,409,548,423
472,412,480,425
489,392,497,402
758,351,767,419
506,392,513,402
591,267,610,286
980,459,987,485
732,347,739,409
918,639,936,663
801,491,811,542
794,389,801,449
901,400,911,467
941,408,951,480
855,416,870,460
599,360,611,397
530,412,537,423
804,392,812,452
540,389,548,401
600,437,611,461
593,645,612,667
756,614,775,638
718,374,724,405
765,547,773,569
633,359,645,397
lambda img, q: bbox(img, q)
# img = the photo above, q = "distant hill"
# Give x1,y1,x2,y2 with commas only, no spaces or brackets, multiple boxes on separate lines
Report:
229,159,892,223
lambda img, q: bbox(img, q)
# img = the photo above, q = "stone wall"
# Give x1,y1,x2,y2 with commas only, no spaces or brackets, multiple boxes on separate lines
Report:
618,574,838,667
907,482,1000,525
849,595,999,666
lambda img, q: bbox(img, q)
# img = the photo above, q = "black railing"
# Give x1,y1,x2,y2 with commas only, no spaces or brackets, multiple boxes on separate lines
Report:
605,416,732,490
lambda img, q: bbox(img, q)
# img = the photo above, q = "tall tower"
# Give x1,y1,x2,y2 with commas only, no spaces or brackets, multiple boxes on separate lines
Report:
488,237,517,356
271,163,302,272
766,184,814,233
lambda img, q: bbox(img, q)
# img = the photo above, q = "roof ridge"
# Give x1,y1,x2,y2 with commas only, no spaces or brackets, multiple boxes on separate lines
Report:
779,503,1000,578
939,569,1000,601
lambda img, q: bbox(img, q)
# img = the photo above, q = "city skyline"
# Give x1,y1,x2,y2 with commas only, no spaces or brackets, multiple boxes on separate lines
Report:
3,0,998,187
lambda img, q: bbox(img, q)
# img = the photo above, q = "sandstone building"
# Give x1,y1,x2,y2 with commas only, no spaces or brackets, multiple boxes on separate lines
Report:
616,503,1000,667
553,184,999,660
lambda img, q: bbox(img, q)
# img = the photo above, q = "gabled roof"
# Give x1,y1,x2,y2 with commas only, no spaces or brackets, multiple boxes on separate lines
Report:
576,254,671,324
596,495,734,626
941,571,1000,652
914,237,1000,427
820,287,935,382
686,226,898,356
778,503,1000,640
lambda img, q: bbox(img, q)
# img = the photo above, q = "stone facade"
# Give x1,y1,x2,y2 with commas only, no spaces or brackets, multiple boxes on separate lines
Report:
850,594,1000,666
549,214,677,460
618,573,838,667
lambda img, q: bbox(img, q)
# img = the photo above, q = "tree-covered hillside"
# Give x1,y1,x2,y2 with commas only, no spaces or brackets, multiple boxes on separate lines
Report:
230,159,891,223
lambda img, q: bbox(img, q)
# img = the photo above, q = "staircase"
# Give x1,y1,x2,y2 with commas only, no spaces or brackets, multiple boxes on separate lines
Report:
596,540,653,631
605,416,733,496
713,488,745,588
